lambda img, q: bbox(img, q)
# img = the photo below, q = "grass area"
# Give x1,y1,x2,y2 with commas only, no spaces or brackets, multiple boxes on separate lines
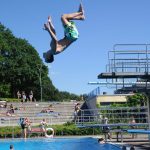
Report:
0,98,20,102
0,123,102,138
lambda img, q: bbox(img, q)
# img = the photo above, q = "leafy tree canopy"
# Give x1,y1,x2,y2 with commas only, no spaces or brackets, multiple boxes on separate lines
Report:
127,93,147,107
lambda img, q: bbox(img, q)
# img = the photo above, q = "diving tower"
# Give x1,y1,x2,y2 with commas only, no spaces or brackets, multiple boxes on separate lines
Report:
84,44,150,142
96,44,150,93
80,44,150,142
98,44,150,80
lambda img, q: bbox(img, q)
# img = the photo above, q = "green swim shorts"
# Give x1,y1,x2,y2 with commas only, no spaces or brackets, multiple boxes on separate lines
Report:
64,21,79,41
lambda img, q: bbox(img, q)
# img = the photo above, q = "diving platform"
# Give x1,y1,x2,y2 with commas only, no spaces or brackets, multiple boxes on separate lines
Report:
98,72,150,79
77,123,149,128
86,44,150,142
88,81,150,86
75,106,149,142
95,44,150,93
127,129,150,134
75,106,149,128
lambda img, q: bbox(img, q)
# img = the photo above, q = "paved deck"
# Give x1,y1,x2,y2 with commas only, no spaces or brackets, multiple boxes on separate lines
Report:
109,134,150,150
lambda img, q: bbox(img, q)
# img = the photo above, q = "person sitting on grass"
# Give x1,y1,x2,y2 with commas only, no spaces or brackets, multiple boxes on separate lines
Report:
43,2,85,63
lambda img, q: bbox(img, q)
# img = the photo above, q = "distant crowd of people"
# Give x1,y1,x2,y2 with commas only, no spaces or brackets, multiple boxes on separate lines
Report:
0,102,18,117
20,117,52,139
0,90,36,117
17,90,36,102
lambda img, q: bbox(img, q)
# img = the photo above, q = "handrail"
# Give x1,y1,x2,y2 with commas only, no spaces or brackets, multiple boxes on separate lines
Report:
75,107,149,128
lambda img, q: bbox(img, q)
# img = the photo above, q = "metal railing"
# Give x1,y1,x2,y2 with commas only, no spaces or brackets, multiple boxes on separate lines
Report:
107,44,150,73
76,106,149,128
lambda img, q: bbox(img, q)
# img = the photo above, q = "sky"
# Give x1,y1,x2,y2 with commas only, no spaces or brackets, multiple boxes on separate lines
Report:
1,0,150,95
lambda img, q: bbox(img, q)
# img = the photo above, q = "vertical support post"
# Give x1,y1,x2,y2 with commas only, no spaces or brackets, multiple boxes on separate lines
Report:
113,44,116,72
37,64,43,102
146,44,149,72
40,68,42,102
147,97,150,140
82,109,84,125
104,133,107,141
121,131,123,143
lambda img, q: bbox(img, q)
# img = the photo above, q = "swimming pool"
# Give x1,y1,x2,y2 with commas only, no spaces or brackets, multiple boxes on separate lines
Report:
0,137,121,150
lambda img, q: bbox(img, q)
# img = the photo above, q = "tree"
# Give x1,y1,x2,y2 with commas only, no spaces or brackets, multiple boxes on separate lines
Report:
127,93,147,107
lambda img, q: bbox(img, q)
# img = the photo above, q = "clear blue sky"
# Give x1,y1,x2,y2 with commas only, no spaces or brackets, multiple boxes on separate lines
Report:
1,0,150,95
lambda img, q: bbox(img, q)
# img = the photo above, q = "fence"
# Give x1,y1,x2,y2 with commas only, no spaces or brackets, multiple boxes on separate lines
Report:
76,106,149,129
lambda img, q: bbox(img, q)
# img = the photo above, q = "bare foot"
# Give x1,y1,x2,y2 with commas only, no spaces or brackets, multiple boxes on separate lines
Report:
78,3,84,14
78,3,85,20
81,15,85,20
43,23,50,31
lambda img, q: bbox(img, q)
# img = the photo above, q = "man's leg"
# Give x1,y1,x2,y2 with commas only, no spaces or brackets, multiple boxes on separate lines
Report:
61,3,85,25
74,3,85,19
61,12,84,25
24,128,27,139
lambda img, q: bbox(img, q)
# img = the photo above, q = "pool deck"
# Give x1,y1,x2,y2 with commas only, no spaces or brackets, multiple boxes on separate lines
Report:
107,134,150,150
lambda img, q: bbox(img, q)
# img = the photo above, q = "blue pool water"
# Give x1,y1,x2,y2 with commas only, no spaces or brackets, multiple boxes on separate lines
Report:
0,137,121,150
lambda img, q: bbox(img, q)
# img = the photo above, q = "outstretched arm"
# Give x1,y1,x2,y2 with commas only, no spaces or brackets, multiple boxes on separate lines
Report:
44,22,58,42
48,16,56,35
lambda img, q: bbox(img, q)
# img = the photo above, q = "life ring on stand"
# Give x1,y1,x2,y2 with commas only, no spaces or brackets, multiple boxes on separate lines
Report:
45,128,54,138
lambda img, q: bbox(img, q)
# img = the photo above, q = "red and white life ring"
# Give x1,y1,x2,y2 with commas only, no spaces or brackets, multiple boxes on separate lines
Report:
45,128,54,138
